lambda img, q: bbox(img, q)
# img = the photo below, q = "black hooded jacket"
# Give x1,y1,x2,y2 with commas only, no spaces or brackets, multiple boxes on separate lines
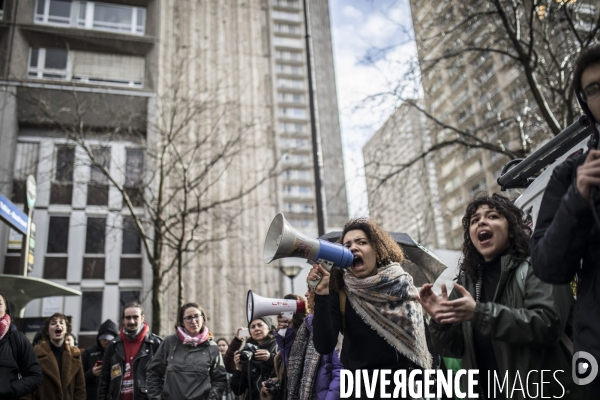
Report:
82,319,119,400
0,297,43,399
531,61,600,363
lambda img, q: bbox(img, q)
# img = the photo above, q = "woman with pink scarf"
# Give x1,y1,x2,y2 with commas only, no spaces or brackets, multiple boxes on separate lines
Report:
146,302,227,400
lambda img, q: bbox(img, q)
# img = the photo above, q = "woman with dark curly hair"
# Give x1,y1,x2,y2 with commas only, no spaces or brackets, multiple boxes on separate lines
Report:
24,313,86,400
419,193,582,399
308,217,432,399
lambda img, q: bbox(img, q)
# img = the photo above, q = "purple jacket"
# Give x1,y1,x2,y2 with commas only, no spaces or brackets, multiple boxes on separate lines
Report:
282,315,342,400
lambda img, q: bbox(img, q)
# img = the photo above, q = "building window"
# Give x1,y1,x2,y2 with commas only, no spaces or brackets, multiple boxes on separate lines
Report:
273,0,299,8
28,48,68,80
469,179,488,198
45,216,70,279
35,0,72,25
28,48,145,88
11,142,40,204
88,147,110,206
121,216,142,279
277,78,304,90
80,291,102,331
278,107,307,118
119,291,140,315
273,37,303,48
272,10,301,22
0,0,5,18
85,217,106,254
50,145,75,205
125,149,144,207
279,122,307,133
276,64,303,75
275,50,303,62
35,0,146,35
273,23,301,34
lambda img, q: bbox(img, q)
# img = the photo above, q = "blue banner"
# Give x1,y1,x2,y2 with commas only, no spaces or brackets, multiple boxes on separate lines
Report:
0,194,28,235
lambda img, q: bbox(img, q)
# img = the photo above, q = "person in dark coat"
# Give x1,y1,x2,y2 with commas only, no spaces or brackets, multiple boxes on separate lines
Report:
0,292,43,399
97,302,162,400
309,218,432,399
82,319,118,400
420,193,582,399
531,44,600,398
146,302,227,400
229,316,278,400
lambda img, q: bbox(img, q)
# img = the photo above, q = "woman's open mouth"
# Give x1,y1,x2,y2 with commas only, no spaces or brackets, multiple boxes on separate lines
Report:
478,230,493,245
352,256,364,269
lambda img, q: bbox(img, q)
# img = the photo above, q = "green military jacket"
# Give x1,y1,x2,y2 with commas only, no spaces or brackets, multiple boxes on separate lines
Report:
429,254,586,399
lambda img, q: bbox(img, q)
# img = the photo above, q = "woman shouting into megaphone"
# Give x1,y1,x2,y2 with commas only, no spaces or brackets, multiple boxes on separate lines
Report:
308,218,432,399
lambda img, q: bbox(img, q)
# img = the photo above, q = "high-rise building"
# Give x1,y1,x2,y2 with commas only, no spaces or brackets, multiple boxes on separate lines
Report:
363,103,445,249
408,0,598,249
0,0,347,339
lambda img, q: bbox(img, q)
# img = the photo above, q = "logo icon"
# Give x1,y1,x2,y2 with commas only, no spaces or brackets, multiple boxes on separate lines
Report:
572,351,598,385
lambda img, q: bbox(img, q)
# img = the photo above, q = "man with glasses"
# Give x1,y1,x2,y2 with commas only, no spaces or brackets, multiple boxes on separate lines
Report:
97,303,162,400
532,43,600,398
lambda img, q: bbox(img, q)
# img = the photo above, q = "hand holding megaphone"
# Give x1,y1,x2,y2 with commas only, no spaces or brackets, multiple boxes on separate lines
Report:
307,263,330,295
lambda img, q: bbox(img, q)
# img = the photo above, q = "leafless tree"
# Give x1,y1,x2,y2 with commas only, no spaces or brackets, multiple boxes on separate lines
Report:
362,0,599,182
13,51,278,334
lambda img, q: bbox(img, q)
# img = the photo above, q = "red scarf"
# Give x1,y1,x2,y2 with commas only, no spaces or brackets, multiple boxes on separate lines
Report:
119,322,149,400
0,314,11,341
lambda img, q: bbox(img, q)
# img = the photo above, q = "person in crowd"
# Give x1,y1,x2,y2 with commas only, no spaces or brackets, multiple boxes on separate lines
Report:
0,292,43,399
259,294,307,400
97,303,162,400
217,338,239,400
24,312,86,400
66,333,78,348
32,331,44,346
146,302,226,399
419,193,583,399
285,288,343,400
230,316,278,400
82,319,118,400
531,44,600,397
308,218,432,399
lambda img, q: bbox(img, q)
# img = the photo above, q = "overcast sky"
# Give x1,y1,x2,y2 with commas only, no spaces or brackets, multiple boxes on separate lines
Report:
328,0,418,217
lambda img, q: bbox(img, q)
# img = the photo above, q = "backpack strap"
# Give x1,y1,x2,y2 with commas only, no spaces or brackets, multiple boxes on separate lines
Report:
339,290,346,334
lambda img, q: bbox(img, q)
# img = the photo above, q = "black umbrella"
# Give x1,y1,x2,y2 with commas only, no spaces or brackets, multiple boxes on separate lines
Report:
318,231,447,287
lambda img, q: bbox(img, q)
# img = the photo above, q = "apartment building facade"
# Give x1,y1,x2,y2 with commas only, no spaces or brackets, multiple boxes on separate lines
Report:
363,103,445,249
409,0,598,249
0,0,347,339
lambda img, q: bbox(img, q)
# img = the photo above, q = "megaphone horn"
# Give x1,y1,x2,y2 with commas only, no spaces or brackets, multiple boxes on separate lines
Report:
263,213,353,270
247,290,306,336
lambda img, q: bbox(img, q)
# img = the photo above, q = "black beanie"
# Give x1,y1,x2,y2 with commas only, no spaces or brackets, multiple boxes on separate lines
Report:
249,316,274,331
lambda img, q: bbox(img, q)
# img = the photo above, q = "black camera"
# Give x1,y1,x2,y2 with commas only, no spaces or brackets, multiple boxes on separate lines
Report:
239,343,259,363
263,379,281,397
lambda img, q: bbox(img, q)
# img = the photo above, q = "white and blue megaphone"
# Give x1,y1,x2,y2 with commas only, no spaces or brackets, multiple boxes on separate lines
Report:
263,213,353,289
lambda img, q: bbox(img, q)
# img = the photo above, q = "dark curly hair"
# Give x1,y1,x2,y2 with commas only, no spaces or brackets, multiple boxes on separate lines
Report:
42,313,73,342
460,193,531,282
330,217,404,292
176,302,207,332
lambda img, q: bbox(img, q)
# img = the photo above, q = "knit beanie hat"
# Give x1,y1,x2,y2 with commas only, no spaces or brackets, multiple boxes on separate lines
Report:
249,316,274,331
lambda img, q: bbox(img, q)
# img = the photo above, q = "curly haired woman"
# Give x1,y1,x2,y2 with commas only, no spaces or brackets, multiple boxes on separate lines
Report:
308,217,432,399
419,193,583,399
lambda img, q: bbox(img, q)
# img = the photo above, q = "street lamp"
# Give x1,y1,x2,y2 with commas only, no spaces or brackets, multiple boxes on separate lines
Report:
279,265,303,294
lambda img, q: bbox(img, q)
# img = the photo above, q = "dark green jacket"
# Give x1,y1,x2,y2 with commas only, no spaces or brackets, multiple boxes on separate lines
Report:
429,255,584,399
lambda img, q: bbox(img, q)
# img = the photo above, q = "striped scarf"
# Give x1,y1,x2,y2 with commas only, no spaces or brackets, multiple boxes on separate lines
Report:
287,319,320,400
344,262,432,369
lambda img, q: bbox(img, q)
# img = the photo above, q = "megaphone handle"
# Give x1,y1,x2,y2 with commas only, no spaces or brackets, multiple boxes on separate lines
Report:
307,260,333,289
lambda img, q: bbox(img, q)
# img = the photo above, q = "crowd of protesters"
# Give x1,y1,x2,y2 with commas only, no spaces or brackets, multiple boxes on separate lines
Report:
1,43,600,400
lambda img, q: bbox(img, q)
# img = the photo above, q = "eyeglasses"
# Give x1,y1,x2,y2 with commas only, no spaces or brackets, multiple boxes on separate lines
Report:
183,314,202,322
581,82,600,103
